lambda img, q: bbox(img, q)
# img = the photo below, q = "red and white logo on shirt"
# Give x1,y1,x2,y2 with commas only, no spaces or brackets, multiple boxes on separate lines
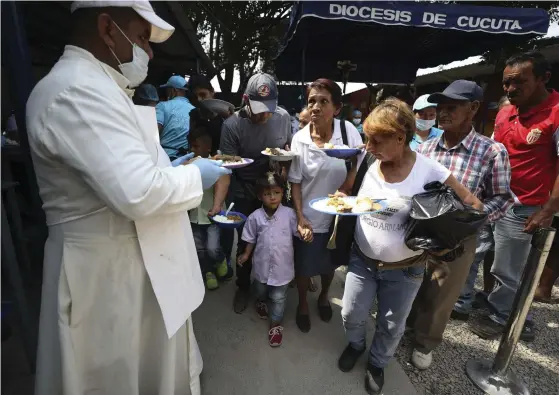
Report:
257,84,270,97
526,128,542,144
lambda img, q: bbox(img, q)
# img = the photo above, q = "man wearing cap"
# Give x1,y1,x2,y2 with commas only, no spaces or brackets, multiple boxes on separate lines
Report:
410,94,443,151
470,51,559,341
156,74,194,160
133,83,159,107
407,80,513,370
220,72,292,313
25,2,231,394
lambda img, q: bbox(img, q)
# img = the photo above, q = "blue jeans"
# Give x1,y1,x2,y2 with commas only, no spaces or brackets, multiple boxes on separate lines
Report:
191,223,225,274
454,224,494,314
487,206,539,325
253,281,289,323
342,248,424,368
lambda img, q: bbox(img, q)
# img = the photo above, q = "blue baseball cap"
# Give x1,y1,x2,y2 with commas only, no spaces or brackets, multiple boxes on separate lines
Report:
135,84,159,102
160,75,187,90
428,80,484,103
413,94,437,111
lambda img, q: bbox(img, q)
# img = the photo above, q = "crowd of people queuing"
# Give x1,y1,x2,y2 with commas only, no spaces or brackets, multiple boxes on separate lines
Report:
24,2,557,395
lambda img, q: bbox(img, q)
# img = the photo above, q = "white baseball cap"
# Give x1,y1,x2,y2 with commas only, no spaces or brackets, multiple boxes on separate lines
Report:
71,1,175,43
413,94,437,111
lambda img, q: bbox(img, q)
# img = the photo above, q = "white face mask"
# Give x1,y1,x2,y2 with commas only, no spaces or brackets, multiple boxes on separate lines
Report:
416,118,436,131
108,22,149,88
352,118,362,126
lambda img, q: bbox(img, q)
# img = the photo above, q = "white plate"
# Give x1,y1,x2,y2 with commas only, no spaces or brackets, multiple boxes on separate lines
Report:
221,158,254,169
309,196,387,216
261,149,298,162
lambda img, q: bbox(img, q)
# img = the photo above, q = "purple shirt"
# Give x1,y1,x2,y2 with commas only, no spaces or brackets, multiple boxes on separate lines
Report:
241,205,298,286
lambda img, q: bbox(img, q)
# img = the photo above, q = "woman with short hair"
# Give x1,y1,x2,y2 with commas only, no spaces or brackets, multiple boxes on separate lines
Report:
336,99,482,395
289,78,363,333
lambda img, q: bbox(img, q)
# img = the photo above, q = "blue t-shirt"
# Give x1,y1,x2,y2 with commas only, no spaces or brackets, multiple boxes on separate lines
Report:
409,127,443,151
156,96,195,158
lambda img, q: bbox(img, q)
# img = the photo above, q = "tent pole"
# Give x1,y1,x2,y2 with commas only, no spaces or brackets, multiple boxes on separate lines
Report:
301,39,307,108
1,2,43,222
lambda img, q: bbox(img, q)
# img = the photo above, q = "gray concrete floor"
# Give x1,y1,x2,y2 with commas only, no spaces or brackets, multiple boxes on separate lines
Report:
193,269,417,395
1,271,417,395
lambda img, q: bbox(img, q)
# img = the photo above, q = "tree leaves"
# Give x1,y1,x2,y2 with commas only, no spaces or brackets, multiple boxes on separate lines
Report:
183,1,292,94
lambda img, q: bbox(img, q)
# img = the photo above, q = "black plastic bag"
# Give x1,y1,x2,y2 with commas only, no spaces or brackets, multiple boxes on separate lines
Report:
405,181,488,258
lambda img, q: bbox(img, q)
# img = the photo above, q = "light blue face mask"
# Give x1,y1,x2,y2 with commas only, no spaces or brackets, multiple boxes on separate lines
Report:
416,118,436,131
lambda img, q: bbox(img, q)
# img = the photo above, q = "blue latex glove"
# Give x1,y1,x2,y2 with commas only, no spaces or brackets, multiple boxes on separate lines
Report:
171,153,195,167
191,158,232,189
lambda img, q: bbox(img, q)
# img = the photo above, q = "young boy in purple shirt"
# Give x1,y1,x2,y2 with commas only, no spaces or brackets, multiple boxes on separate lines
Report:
238,173,299,347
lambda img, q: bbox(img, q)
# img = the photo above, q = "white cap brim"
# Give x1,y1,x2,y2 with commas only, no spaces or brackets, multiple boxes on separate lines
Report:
71,1,175,43
134,8,174,43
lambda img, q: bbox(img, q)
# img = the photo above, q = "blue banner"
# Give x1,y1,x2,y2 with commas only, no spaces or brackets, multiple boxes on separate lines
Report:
298,1,549,35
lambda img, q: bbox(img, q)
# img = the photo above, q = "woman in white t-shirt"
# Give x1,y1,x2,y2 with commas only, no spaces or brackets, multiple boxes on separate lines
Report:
289,78,363,334
337,99,482,394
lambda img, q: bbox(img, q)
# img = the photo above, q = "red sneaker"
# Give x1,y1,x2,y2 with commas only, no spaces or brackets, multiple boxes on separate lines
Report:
256,301,268,320
269,325,283,347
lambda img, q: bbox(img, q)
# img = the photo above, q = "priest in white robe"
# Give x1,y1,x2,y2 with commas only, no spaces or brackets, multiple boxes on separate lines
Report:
25,2,231,394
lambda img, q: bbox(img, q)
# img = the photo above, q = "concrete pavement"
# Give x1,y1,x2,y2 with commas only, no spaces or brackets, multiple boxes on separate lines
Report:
192,269,417,395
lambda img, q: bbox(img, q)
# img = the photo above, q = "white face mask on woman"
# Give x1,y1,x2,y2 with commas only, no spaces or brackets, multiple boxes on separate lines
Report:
415,118,436,131
108,21,149,88
352,118,362,126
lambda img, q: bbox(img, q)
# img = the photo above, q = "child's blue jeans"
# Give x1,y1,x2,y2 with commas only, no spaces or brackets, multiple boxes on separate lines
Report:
253,281,289,323
191,223,225,274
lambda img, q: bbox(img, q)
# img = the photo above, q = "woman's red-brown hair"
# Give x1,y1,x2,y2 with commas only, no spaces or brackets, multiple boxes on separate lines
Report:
306,78,343,107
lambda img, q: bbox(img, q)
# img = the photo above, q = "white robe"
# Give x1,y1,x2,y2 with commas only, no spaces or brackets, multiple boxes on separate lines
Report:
26,45,205,395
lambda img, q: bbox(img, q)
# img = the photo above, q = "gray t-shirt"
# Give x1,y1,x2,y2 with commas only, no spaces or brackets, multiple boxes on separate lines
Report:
220,106,292,199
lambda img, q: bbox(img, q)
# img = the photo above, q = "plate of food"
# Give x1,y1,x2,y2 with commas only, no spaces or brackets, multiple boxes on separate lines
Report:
261,147,298,162
200,99,235,115
212,154,254,169
309,195,387,216
321,144,362,159
209,210,247,229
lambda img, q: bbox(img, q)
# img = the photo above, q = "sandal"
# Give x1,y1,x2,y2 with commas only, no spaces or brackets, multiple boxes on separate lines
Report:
318,300,333,322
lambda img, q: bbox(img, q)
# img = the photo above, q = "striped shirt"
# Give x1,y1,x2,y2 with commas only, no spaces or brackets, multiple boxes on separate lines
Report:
417,128,514,222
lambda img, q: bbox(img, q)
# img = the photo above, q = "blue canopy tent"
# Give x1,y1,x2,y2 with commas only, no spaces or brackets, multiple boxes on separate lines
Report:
274,1,550,84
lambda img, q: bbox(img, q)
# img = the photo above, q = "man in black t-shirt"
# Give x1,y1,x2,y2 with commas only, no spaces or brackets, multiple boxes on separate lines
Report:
187,74,232,154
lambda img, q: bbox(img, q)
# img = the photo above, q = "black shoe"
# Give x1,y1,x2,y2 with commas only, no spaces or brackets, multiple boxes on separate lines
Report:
338,344,365,372
472,292,489,310
520,321,535,342
318,300,333,322
233,288,250,314
470,315,504,340
365,364,384,395
296,310,311,333
450,309,470,321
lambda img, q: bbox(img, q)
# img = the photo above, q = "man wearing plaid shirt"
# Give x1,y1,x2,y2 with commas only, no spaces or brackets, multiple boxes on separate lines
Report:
407,80,514,371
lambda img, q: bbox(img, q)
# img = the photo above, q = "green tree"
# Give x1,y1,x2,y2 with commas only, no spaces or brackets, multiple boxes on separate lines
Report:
183,1,292,96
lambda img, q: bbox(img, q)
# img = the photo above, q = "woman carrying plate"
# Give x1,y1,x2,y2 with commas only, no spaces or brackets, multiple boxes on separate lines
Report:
335,99,482,395
288,78,363,333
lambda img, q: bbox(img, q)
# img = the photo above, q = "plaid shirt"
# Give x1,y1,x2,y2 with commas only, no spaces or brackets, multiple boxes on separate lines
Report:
417,128,514,222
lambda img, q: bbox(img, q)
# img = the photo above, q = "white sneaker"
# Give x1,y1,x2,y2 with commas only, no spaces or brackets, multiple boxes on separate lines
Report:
411,349,433,370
